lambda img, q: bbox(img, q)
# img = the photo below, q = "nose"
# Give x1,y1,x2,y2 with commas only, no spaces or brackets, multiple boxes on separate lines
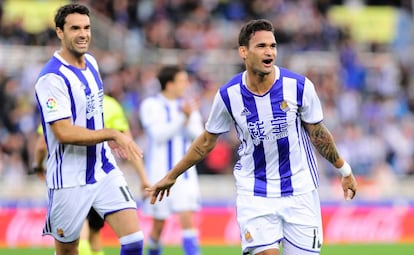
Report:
79,28,88,37
264,47,273,56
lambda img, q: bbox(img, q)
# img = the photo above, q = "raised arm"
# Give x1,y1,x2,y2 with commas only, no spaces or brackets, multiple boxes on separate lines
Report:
303,121,357,200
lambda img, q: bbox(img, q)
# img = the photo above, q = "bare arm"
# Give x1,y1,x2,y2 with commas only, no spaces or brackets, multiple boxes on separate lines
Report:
50,118,142,160
147,130,219,204
33,135,47,179
122,129,151,195
303,121,357,200
51,118,121,145
302,122,343,168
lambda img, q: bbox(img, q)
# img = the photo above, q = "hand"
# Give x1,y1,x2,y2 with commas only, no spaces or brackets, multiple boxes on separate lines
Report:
145,175,177,204
181,98,200,118
108,140,127,159
140,180,151,200
111,132,143,161
341,173,357,201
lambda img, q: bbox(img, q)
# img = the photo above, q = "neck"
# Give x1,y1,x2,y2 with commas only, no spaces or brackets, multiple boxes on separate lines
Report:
245,69,275,95
59,49,85,69
161,90,175,100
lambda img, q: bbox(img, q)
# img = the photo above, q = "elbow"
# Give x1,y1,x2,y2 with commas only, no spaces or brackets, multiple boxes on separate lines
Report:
202,131,218,153
54,131,71,144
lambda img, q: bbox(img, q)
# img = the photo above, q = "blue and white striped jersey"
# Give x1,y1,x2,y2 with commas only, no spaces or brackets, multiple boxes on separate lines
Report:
35,52,118,189
140,94,203,183
206,66,323,197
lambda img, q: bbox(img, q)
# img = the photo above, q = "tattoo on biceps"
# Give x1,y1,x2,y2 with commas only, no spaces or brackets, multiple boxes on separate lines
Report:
309,124,339,164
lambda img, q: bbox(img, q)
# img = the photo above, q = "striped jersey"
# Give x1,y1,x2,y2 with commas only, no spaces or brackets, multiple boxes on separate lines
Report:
140,94,203,182
205,66,323,197
35,52,118,189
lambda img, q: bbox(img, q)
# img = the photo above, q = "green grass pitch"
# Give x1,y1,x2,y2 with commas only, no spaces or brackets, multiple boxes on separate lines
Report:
1,243,414,255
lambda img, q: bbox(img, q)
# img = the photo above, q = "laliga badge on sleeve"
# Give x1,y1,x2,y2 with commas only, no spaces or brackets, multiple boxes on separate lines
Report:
46,97,58,112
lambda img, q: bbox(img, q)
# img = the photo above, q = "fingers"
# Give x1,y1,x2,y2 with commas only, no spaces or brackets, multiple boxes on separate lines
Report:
149,189,159,204
344,187,356,201
126,142,143,160
147,187,170,204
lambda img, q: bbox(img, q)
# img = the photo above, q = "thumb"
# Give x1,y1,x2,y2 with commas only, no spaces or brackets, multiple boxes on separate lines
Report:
344,189,353,201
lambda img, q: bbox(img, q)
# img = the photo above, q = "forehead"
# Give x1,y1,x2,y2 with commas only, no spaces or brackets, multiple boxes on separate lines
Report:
64,13,90,27
174,71,188,80
249,30,276,45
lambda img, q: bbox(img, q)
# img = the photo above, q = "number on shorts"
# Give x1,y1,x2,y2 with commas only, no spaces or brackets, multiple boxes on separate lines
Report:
119,186,134,202
312,228,321,249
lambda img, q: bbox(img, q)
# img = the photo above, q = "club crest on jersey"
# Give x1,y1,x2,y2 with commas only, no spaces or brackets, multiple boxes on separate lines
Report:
280,100,290,112
244,230,253,243
45,97,57,112
241,107,251,116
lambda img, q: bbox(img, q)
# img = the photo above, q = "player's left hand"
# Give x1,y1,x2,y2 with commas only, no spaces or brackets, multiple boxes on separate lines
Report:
342,173,357,201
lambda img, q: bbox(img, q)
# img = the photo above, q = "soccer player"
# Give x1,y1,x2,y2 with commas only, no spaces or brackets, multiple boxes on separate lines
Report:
139,65,203,255
33,94,150,255
34,3,144,255
147,19,358,255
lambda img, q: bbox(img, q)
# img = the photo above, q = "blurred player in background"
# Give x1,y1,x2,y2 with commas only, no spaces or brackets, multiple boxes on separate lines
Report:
147,19,357,255
34,3,145,255
139,65,203,255
33,94,150,255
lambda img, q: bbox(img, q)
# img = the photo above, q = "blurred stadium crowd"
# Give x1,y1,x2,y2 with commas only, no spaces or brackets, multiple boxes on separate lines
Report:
1,0,414,198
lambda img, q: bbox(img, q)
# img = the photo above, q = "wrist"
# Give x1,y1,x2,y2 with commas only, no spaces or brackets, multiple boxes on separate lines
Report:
337,161,352,177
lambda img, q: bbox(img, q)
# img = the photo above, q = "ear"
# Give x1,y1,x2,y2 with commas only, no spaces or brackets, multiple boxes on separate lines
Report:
238,46,247,60
56,28,63,40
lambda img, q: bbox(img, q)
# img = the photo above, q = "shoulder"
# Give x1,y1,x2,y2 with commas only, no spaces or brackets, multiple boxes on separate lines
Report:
35,72,66,91
37,56,63,79
220,72,243,90
85,53,99,69
140,95,162,110
278,66,306,81
103,95,123,111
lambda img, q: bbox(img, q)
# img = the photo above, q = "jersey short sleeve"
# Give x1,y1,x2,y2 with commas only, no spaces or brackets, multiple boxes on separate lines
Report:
299,78,323,124
35,73,72,123
205,90,233,134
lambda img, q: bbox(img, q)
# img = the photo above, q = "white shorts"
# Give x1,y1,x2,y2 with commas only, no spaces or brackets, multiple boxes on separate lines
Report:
237,189,323,255
142,173,201,219
42,170,137,242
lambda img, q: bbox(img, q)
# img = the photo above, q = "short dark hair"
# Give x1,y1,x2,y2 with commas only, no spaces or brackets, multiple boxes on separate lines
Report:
157,65,183,91
238,19,274,47
55,3,90,30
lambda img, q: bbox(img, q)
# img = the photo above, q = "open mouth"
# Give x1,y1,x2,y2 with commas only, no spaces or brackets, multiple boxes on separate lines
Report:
263,59,273,65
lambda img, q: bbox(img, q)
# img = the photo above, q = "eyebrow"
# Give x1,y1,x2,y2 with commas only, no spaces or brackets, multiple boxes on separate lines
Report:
70,24,90,29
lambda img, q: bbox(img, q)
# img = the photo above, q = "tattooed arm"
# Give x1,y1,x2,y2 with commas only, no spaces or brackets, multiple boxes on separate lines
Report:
302,122,343,168
303,121,358,200
147,130,219,204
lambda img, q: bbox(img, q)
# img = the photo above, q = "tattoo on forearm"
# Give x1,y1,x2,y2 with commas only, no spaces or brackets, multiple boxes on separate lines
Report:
194,146,205,157
308,124,339,164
